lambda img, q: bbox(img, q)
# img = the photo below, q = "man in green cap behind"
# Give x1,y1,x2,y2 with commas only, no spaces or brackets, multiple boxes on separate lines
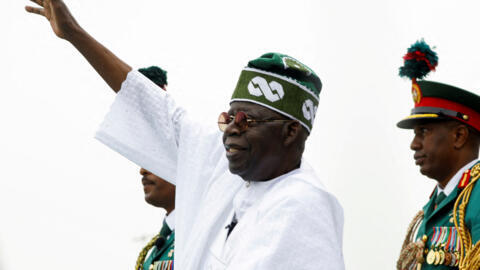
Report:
396,40,480,270
25,0,345,269
135,66,176,270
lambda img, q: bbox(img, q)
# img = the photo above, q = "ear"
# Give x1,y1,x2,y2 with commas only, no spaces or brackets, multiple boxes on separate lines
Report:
453,124,469,149
282,121,301,146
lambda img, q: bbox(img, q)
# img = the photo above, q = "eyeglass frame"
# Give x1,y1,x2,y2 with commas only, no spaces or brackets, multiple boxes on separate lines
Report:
217,111,292,132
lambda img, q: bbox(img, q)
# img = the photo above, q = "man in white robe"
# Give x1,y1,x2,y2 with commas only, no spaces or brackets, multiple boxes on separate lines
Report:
25,1,345,269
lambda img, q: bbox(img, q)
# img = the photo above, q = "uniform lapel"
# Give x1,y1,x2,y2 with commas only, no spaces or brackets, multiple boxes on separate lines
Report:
425,187,460,224
153,231,175,262
417,190,436,238
422,187,437,221
425,161,480,221
436,188,459,213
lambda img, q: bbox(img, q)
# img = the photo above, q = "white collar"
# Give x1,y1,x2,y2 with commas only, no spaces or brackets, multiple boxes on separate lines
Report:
438,159,479,196
232,177,277,221
232,163,306,221
165,209,176,230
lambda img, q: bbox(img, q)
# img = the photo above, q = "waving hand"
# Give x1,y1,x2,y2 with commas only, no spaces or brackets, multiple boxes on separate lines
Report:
25,0,131,92
25,0,81,40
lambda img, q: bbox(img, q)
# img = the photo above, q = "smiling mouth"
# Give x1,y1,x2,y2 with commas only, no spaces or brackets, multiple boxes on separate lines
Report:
227,148,239,153
225,145,247,156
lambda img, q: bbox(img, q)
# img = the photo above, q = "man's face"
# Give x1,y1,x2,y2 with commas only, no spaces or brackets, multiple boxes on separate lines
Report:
140,168,175,212
410,121,456,181
222,102,288,181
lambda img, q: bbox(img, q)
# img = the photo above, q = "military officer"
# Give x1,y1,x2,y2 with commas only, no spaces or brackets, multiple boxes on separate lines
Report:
134,67,176,270
396,40,480,270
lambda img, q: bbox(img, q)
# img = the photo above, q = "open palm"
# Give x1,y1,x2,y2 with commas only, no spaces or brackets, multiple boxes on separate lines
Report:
25,0,79,40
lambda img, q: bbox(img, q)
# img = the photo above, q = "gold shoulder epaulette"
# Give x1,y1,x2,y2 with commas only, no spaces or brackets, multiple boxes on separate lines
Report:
453,162,480,269
470,163,480,178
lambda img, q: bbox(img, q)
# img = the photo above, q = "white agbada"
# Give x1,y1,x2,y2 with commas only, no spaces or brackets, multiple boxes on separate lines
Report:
96,70,345,270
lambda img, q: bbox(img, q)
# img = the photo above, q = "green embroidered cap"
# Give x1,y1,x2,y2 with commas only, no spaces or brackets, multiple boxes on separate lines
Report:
138,66,168,88
231,53,322,133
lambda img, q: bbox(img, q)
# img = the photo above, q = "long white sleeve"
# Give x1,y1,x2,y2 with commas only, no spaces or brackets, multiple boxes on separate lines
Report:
96,70,185,184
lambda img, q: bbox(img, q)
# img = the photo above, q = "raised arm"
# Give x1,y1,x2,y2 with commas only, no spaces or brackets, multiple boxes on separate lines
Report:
25,0,131,92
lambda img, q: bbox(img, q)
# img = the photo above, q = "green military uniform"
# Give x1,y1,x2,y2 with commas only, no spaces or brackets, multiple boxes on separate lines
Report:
396,40,480,270
137,219,175,270
413,161,480,270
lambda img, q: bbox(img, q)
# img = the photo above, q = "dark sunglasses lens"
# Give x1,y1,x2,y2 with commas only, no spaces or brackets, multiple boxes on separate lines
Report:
218,112,230,132
235,111,248,131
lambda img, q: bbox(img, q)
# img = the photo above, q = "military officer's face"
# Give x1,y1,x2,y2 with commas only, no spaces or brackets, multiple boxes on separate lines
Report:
139,168,175,214
410,121,456,181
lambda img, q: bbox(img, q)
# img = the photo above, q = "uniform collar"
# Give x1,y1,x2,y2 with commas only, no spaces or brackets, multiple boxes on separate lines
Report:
438,159,479,196
165,209,176,230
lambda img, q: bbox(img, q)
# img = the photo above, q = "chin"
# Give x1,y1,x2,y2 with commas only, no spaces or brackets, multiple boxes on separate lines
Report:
229,167,246,178
144,195,158,206
419,166,434,179
228,161,247,175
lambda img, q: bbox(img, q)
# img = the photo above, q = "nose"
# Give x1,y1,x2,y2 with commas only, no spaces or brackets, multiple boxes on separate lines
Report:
410,134,421,151
223,120,242,136
139,168,150,176
222,121,242,144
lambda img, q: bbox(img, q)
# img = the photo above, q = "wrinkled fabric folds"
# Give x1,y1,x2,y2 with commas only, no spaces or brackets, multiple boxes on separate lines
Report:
96,70,345,270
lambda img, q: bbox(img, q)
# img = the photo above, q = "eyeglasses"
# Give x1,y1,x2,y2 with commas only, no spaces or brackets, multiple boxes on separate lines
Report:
217,111,291,132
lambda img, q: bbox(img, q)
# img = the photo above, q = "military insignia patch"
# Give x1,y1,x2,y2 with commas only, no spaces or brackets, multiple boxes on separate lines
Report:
411,82,422,104
458,169,472,188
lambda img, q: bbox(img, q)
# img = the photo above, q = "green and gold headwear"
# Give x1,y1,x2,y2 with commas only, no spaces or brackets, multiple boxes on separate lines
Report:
231,53,322,132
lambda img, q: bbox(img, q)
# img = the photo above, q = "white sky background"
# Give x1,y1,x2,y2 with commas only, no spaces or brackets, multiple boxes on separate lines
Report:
2,0,480,269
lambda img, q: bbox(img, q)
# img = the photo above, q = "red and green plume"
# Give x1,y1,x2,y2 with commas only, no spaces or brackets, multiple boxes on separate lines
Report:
399,40,438,80
396,40,480,133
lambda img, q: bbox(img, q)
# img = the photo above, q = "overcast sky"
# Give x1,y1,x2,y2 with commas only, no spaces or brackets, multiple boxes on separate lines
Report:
2,0,480,269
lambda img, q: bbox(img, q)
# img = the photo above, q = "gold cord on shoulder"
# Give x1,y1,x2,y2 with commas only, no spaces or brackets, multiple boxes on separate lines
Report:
135,233,160,270
453,164,480,270
397,210,425,270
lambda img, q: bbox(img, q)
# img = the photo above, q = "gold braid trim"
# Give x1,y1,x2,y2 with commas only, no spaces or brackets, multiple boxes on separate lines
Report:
463,243,480,270
135,233,160,270
402,210,425,250
397,210,425,270
453,164,480,270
